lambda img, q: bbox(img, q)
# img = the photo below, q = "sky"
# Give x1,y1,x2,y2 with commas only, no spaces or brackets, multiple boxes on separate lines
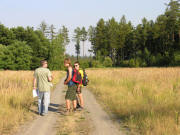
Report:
0,0,170,56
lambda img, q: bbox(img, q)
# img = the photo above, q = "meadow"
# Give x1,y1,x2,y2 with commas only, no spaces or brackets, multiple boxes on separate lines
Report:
0,71,63,135
87,68,180,135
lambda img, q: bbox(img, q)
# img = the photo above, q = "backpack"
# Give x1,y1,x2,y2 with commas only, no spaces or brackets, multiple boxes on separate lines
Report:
72,69,82,84
82,69,89,86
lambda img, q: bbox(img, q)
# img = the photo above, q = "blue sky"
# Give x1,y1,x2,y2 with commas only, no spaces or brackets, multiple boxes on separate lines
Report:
0,0,170,56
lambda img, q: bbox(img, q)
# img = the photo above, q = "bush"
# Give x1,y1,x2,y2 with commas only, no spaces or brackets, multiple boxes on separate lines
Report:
91,60,103,68
103,57,113,67
149,55,156,66
80,60,89,69
129,59,136,67
156,53,171,66
120,60,129,67
129,58,141,67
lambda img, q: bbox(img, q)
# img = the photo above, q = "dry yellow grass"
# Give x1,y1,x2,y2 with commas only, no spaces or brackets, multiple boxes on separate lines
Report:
0,70,64,135
87,68,180,135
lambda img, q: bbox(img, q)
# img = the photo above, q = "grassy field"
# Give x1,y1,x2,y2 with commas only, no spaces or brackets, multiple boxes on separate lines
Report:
87,68,180,135
0,70,64,135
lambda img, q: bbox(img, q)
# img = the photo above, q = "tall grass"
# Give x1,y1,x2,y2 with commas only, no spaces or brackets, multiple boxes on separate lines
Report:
87,68,180,135
0,71,63,135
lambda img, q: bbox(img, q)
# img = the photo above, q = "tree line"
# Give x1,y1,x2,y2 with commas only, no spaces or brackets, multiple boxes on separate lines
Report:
83,0,180,67
0,0,179,70
0,21,69,70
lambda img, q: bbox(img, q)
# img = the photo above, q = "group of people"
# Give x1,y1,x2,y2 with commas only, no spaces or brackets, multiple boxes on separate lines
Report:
33,58,85,116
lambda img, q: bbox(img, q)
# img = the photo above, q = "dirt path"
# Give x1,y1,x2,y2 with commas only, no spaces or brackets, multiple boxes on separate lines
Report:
15,79,124,135
83,88,124,135
14,79,65,135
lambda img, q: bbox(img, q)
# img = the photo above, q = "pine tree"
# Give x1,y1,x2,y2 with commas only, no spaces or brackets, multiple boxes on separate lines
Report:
81,27,87,57
38,21,49,38
59,26,70,46
49,24,56,41
73,27,81,60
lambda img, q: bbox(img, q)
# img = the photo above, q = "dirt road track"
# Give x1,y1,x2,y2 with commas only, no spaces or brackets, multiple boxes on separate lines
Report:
15,78,124,135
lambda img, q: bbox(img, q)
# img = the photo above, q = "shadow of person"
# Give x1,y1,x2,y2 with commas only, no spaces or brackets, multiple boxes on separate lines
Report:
48,103,65,115
29,109,39,115
29,103,66,115
49,103,60,107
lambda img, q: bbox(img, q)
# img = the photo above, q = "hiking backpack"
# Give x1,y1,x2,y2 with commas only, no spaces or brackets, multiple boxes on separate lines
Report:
72,69,82,84
82,69,89,86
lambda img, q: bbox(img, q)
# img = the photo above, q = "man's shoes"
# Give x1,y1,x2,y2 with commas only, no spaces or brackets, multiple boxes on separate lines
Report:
76,103,81,109
40,113,47,116
40,113,45,116
77,107,84,111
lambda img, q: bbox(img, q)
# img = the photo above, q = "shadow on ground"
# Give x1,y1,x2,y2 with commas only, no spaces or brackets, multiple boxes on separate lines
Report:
29,103,66,116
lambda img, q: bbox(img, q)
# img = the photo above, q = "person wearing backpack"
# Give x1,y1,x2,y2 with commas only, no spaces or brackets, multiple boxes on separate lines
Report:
72,61,85,110
64,58,77,114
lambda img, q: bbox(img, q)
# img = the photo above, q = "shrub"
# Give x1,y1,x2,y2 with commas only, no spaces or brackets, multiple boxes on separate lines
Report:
129,59,136,67
149,55,156,66
103,57,113,67
91,60,103,68
129,58,141,67
121,60,129,67
80,60,89,69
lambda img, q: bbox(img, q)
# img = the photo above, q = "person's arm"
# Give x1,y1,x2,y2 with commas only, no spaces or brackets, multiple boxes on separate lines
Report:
33,77,37,89
33,71,37,89
77,84,81,92
48,76,53,82
64,67,72,85
48,75,53,82
48,70,53,82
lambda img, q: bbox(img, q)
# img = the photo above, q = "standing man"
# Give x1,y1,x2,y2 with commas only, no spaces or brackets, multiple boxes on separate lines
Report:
33,60,53,116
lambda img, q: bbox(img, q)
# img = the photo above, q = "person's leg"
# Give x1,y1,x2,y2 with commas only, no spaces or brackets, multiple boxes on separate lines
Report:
48,91,50,106
78,93,84,108
73,100,77,110
41,93,44,113
38,92,44,115
44,91,50,114
76,95,81,108
71,85,77,110
65,85,77,112
66,99,71,110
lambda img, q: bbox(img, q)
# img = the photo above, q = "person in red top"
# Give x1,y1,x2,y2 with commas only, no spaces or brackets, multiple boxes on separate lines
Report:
72,68,82,85
72,61,84,109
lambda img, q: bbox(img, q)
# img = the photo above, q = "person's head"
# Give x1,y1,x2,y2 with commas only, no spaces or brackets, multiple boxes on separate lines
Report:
74,61,80,70
41,60,48,68
64,58,71,68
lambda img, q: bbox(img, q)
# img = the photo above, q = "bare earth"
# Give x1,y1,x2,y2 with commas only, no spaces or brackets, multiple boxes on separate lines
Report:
14,79,124,135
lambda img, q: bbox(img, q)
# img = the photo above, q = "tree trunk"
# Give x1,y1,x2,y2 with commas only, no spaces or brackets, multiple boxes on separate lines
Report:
77,54,79,61
172,33,175,42
121,48,123,61
83,41,85,57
